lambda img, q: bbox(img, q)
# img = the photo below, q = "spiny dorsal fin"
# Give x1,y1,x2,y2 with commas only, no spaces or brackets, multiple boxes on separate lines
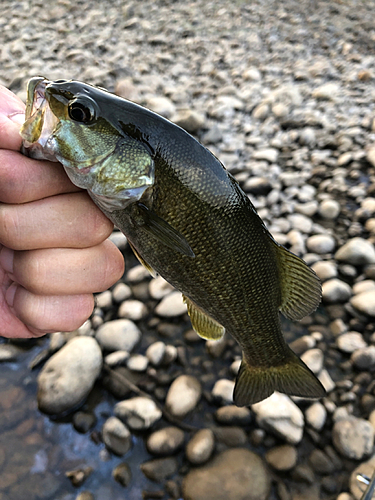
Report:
271,239,322,321
183,295,225,340
128,241,158,278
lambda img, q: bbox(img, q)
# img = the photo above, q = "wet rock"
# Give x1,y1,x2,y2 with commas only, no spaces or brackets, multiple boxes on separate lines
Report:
112,462,132,487
186,429,215,465
102,416,132,456
165,375,202,419
212,426,247,447
141,457,178,482
155,291,187,317
214,405,252,426
322,279,352,303
252,392,304,444
115,397,162,430
333,417,374,459
309,449,336,474
305,402,327,431
118,299,148,320
351,290,375,316
37,337,102,415
265,444,298,471
211,379,235,404
147,426,184,456
73,411,97,434
96,319,141,352
66,466,93,487
335,238,375,266
182,448,270,500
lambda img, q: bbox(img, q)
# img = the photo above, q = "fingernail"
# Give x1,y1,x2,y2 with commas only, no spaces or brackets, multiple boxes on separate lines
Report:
8,111,25,126
0,247,14,274
5,282,17,307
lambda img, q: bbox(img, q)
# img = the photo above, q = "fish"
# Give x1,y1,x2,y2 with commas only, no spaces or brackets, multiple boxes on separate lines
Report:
20,77,326,406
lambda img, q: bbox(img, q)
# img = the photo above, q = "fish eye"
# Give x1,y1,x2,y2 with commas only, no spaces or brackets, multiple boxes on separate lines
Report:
68,97,97,124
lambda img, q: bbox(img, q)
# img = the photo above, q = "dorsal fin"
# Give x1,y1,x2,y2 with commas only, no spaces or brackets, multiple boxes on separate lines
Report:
183,295,225,340
271,239,322,320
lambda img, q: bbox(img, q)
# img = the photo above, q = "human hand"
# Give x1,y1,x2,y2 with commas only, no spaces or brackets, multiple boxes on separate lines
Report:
0,85,125,338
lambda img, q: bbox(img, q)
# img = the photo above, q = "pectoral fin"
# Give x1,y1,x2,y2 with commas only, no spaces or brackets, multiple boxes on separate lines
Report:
183,295,225,340
137,203,195,258
128,241,157,278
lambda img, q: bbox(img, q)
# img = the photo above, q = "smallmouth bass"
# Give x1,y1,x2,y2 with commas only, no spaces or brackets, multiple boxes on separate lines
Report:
20,77,326,406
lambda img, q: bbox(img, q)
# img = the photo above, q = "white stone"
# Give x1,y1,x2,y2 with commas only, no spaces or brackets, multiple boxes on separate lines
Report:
301,349,324,374
102,416,131,456
319,199,340,220
127,354,149,372
112,283,132,302
335,238,375,265
96,319,141,352
155,291,187,317
186,429,215,465
336,332,367,353
351,291,375,316
306,234,335,254
146,341,166,366
95,290,112,309
165,375,202,418
352,280,375,295
118,299,148,321
305,402,327,431
311,260,338,282
149,276,174,299
126,264,151,283
115,397,162,430
312,82,340,100
253,148,279,163
333,417,374,460
104,350,130,367
211,379,235,404
322,279,352,303
146,426,185,455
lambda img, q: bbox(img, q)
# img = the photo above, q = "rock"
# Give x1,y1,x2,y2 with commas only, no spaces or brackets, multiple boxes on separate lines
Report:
309,449,336,474
367,146,375,168
102,416,132,456
312,82,340,100
306,235,335,254
104,350,130,367
336,331,367,353
304,402,327,431
0,344,23,362
127,354,148,372
146,341,166,366
73,411,97,433
265,444,298,471
186,429,215,465
126,264,150,283
243,67,261,81
171,108,205,133
182,448,270,500
146,426,185,455
351,290,375,316
300,349,324,374
335,238,375,266
253,148,279,163
319,199,340,219
318,369,336,393
140,457,178,482
112,462,132,487
350,455,375,500
244,177,272,196
322,279,352,303
252,392,304,444
37,337,102,415
212,426,247,447
155,291,187,317
211,379,235,404
108,231,127,251
146,96,176,118
333,417,374,460
352,280,375,295
95,290,112,308
96,319,141,352
149,276,174,299
75,492,95,500
165,375,202,419
118,299,148,320
252,103,270,121
351,346,375,370
115,77,139,101
115,397,162,430
66,466,93,487
311,261,337,282
290,335,316,355
214,405,252,426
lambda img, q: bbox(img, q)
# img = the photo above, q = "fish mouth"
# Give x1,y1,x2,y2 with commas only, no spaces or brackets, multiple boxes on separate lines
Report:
20,77,60,161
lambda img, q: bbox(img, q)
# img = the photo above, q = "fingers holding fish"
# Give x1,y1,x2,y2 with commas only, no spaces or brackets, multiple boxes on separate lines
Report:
0,192,114,250
0,240,125,296
0,84,25,150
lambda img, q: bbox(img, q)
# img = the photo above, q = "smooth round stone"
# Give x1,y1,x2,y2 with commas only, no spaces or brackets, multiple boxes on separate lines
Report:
253,148,278,163
300,348,324,374
171,109,205,133
96,319,141,352
322,279,352,303
146,341,166,366
311,260,338,281
336,332,367,353
182,448,271,500
214,405,252,426
211,379,235,405
333,417,374,459
149,276,174,299
352,280,375,295
309,449,336,474
73,411,97,434
306,234,335,254
0,344,23,362
146,96,176,118
37,337,102,415
102,416,132,456
186,429,215,465
351,346,375,370
112,462,132,487
319,199,340,219
304,402,327,431
140,457,178,482
351,290,375,316
118,300,148,320
146,426,185,455
104,350,130,368
335,238,375,265
288,213,313,233
127,354,149,372
115,397,162,430
265,444,298,471
108,231,127,250
165,375,202,419
95,290,112,309
155,291,187,317
112,283,132,303
126,265,150,283
212,426,247,447
75,492,94,500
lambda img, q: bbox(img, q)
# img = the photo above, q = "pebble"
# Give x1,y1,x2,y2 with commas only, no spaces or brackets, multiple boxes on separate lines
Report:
252,392,304,444
351,290,375,316
73,411,97,434
265,444,298,471
351,346,375,370
309,449,336,474
0,344,23,362
115,397,162,430
306,234,335,254
126,264,150,283
185,429,215,465
336,331,367,353
146,96,176,118
95,290,112,309
37,337,102,415
146,426,185,456
335,238,375,265
333,417,374,459
102,416,132,456
75,492,94,500
212,426,247,447
112,462,132,487
146,341,166,366
154,291,187,317
322,278,352,303
253,148,279,163
149,276,174,299
311,260,338,281
319,199,340,219
300,349,324,374
127,354,149,372
165,375,202,419
211,379,235,405
318,369,336,393
118,299,148,320
305,402,327,431
352,280,375,295
171,108,205,133
214,405,252,426
312,82,340,100
108,231,127,250
140,457,178,482
104,350,130,367
182,448,270,500
96,319,141,352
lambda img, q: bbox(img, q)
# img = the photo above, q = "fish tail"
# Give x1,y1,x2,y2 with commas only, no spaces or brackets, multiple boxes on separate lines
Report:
233,348,326,406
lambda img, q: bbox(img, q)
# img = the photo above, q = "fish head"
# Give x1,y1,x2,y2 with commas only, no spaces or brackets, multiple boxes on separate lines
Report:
20,77,154,211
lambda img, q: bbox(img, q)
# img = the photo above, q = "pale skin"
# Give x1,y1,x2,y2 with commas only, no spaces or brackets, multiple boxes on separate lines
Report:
0,86,125,338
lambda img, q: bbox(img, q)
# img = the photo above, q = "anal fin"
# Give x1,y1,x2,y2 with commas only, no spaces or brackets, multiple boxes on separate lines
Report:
128,241,158,278
183,295,225,341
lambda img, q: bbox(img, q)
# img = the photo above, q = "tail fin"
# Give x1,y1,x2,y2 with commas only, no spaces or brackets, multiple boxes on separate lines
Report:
233,349,326,406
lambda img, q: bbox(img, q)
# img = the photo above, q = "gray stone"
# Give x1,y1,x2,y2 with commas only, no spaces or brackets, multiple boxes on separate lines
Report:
322,278,352,303
146,341,166,366
211,379,235,405
149,276,174,299
165,375,202,418
252,392,304,444
115,397,162,430
146,426,185,455
335,238,375,265
141,457,178,482
214,405,252,426
311,260,338,282
300,348,324,374
155,291,187,317
306,234,335,254
95,290,112,309
336,332,367,353
265,444,298,471
309,449,336,474
37,337,102,415
319,199,340,220
186,429,215,465
253,148,279,163
351,346,375,370
146,96,176,118
351,290,375,316
333,417,374,459
102,416,132,456
171,108,205,133
118,299,148,321
96,319,141,352
182,448,271,500
305,402,327,431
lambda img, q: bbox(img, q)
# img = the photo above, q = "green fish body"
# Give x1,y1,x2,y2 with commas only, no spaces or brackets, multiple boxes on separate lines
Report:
21,78,326,406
